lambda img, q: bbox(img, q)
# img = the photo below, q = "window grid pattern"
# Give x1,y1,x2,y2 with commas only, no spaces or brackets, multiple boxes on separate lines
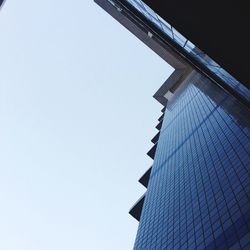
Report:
134,73,250,249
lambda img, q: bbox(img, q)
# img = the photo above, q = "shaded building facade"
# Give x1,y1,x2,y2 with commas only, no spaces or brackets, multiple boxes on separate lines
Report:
95,0,250,249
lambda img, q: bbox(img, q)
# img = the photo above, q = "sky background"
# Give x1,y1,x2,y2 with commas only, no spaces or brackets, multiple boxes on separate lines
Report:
0,1,173,249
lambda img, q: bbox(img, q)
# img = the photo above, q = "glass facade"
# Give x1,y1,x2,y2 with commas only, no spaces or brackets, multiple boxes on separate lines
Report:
134,71,250,249
94,0,250,248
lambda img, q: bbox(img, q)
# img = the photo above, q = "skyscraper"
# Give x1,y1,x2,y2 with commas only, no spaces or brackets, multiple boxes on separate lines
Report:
94,0,250,249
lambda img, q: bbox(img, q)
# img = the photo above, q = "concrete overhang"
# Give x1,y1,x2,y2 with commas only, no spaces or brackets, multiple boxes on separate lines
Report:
94,0,249,106
94,0,193,106
153,67,192,105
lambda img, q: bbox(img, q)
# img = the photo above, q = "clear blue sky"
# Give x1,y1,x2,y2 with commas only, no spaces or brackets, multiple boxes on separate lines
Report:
0,1,173,249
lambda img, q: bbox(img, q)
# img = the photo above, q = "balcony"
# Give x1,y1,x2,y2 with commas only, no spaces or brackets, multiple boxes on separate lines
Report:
139,166,152,188
129,194,145,221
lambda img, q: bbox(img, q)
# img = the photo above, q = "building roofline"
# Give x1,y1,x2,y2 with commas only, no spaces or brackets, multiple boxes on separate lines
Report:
94,0,193,106
95,0,249,107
